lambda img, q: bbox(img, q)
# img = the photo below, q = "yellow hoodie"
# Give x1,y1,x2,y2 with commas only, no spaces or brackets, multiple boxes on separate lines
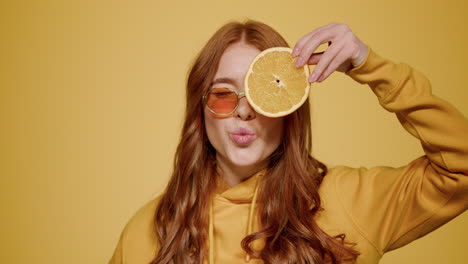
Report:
108,47,468,264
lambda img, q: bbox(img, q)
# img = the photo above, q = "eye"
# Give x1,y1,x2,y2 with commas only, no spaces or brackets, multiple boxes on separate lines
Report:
213,91,234,98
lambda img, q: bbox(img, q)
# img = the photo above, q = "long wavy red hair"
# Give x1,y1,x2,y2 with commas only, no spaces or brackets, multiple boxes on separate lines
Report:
151,19,360,264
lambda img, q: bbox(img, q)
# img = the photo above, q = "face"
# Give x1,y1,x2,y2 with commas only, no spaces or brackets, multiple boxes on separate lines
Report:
204,42,284,170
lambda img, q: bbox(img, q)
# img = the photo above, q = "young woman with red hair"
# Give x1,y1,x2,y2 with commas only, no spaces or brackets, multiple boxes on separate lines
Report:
109,20,468,264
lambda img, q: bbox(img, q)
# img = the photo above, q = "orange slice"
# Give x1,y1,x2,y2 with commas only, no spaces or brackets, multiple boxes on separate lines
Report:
244,47,310,117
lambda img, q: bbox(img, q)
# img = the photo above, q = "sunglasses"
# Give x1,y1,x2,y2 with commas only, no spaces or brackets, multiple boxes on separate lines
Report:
202,87,246,115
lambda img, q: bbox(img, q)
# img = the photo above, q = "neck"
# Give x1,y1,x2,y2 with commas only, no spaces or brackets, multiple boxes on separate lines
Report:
215,154,267,187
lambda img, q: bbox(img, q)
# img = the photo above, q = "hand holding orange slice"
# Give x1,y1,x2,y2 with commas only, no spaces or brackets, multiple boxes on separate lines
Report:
244,47,310,118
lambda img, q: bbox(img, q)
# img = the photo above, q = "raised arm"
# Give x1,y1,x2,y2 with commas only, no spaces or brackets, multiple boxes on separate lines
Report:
293,22,468,254
346,47,468,176
333,47,468,252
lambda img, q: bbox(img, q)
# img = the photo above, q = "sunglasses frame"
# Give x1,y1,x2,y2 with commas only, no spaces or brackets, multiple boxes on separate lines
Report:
202,87,246,116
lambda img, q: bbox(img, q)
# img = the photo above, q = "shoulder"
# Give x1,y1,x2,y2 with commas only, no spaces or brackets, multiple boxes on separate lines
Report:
317,165,366,218
318,164,405,215
124,194,163,241
320,165,363,191
324,164,404,185
126,194,162,233
316,166,385,260
318,165,361,201
116,194,164,263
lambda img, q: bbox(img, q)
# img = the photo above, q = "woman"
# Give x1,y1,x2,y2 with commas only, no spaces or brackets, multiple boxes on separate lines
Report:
109,19,468,264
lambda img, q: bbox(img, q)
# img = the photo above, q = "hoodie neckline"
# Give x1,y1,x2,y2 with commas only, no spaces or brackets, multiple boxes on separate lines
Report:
209,167,267,263
214,168,267,203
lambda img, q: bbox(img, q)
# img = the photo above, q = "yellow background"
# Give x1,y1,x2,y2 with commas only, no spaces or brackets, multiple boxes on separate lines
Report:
1,0,467,263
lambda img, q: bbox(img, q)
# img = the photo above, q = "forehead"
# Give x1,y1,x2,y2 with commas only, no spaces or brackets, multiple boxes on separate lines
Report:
211,43,261,88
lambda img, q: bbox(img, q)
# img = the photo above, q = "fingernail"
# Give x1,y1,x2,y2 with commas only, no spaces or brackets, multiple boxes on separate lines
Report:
309,72,317,82
292,47,300,57
317,74,324,82
295,57,304,67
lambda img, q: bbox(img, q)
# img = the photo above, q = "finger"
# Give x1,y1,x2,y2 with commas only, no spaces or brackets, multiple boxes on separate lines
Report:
316,45,350,82
309,39,345,82
292,29,324,57
310,41,344,82
295,24,340,67
295,39,330,65
292,23,336,57
306,52,324,65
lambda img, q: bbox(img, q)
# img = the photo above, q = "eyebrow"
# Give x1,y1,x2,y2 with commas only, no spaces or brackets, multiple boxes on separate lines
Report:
211,77,239,87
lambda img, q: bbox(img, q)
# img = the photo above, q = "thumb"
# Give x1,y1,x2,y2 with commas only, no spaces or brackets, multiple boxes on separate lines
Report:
306,52,324,65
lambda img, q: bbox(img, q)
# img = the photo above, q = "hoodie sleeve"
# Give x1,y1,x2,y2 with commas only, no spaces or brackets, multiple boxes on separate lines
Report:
333,47,468,255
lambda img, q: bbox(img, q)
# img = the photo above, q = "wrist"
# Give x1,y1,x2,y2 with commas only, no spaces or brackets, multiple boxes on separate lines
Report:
352,44,369,68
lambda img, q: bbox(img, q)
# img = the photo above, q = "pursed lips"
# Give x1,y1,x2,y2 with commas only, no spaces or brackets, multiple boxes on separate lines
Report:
229,127,257,145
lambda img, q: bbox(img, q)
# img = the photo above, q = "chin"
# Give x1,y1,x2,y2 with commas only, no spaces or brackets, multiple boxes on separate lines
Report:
225,148,265,168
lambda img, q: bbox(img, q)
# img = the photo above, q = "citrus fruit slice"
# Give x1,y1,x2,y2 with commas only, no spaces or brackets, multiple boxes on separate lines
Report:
244,47,310,118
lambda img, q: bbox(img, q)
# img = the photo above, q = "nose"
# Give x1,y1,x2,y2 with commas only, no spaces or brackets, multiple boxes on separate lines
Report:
235,96,256,121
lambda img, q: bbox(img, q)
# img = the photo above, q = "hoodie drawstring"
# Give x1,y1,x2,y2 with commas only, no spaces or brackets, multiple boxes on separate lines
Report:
208,172,262,264
209,198,214,264
244,177,260,263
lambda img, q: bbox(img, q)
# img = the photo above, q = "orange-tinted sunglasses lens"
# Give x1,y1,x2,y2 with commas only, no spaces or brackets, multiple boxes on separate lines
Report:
206,88,238,114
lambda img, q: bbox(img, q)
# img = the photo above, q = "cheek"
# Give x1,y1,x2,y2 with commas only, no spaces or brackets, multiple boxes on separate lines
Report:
261,117,285,145
204,110,224,149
